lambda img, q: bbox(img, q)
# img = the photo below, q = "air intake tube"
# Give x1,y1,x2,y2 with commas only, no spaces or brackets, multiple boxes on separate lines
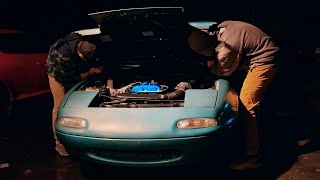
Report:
157,81,191,100
161,89,186,100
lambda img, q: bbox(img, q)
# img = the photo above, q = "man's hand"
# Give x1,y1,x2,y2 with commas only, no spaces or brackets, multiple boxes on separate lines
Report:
207,60,214,68
88,66,104,76
96,66,104,72
174,82,192,92
80,66,104,80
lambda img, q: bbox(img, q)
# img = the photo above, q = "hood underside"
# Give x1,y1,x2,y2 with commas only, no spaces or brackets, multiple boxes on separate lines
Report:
89,7,184,25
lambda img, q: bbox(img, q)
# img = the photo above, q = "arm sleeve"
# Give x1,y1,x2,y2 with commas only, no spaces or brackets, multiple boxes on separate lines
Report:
211,42,240,77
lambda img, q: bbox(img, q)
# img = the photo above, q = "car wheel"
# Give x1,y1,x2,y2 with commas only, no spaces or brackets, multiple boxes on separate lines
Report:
0,84,12,133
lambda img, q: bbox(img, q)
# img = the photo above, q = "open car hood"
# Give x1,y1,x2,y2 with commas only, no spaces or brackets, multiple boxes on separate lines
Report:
89,7,184,25
85,7,204,88
88,6,192,42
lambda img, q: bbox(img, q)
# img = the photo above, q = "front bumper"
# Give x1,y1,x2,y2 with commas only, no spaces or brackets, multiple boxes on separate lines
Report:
57,132,226,167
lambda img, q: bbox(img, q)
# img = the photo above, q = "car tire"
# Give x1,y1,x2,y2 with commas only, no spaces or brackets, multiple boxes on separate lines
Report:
0,84,11,134
0,84,11,120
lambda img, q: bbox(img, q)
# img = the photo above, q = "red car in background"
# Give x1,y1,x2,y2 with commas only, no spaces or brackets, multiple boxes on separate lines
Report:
0,29,51,121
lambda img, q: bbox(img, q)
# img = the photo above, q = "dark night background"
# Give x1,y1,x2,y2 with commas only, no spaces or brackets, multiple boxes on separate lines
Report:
1,1,320,179
1,0,320,49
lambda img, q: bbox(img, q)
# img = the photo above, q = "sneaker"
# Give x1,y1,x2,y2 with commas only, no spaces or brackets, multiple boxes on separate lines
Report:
55,144,69,156
229,154,263,171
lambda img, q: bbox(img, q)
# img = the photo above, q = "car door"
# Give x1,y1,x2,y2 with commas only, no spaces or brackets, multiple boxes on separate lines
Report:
0,30,50,100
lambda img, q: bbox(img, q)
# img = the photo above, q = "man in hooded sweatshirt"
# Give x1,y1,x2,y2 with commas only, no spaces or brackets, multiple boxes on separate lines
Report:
188,20,280,170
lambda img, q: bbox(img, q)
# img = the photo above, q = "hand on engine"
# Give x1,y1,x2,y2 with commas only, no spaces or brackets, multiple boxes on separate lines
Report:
174,82,192,92
88,66,104,76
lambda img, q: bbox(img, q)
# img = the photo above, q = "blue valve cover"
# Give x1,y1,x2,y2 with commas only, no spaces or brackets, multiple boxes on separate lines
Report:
131,82,161,93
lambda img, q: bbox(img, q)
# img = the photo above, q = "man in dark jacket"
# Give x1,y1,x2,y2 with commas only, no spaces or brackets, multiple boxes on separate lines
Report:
188,20,279,170
46,32,104,156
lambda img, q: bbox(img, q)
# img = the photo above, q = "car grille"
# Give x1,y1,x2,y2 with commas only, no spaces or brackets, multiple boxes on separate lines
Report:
99,102,183,108
88,148,181,162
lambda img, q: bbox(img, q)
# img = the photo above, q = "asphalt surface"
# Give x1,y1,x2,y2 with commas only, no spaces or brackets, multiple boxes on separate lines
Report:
0,69,319,180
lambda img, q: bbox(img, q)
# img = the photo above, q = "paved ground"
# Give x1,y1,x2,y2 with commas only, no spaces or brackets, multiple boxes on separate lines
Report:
0,69,319,180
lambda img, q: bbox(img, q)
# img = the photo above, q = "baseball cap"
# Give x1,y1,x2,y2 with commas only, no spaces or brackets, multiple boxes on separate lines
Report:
77,40,98,61
187,30,217,56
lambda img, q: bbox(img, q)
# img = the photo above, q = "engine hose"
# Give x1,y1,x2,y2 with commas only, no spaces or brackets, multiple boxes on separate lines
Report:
162,89,185,100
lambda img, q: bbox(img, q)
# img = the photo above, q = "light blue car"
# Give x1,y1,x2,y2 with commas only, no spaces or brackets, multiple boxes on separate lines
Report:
55,7,238,168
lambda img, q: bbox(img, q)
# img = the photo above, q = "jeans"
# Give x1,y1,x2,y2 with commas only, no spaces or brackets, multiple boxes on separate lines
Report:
239,65,277,155
48,76,65,146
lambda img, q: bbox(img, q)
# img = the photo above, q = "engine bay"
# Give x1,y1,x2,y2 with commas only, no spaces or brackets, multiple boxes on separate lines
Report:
75,54,219,108
80,79,193,108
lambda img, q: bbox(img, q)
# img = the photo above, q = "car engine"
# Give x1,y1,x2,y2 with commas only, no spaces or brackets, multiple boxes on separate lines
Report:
82,79,194,108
